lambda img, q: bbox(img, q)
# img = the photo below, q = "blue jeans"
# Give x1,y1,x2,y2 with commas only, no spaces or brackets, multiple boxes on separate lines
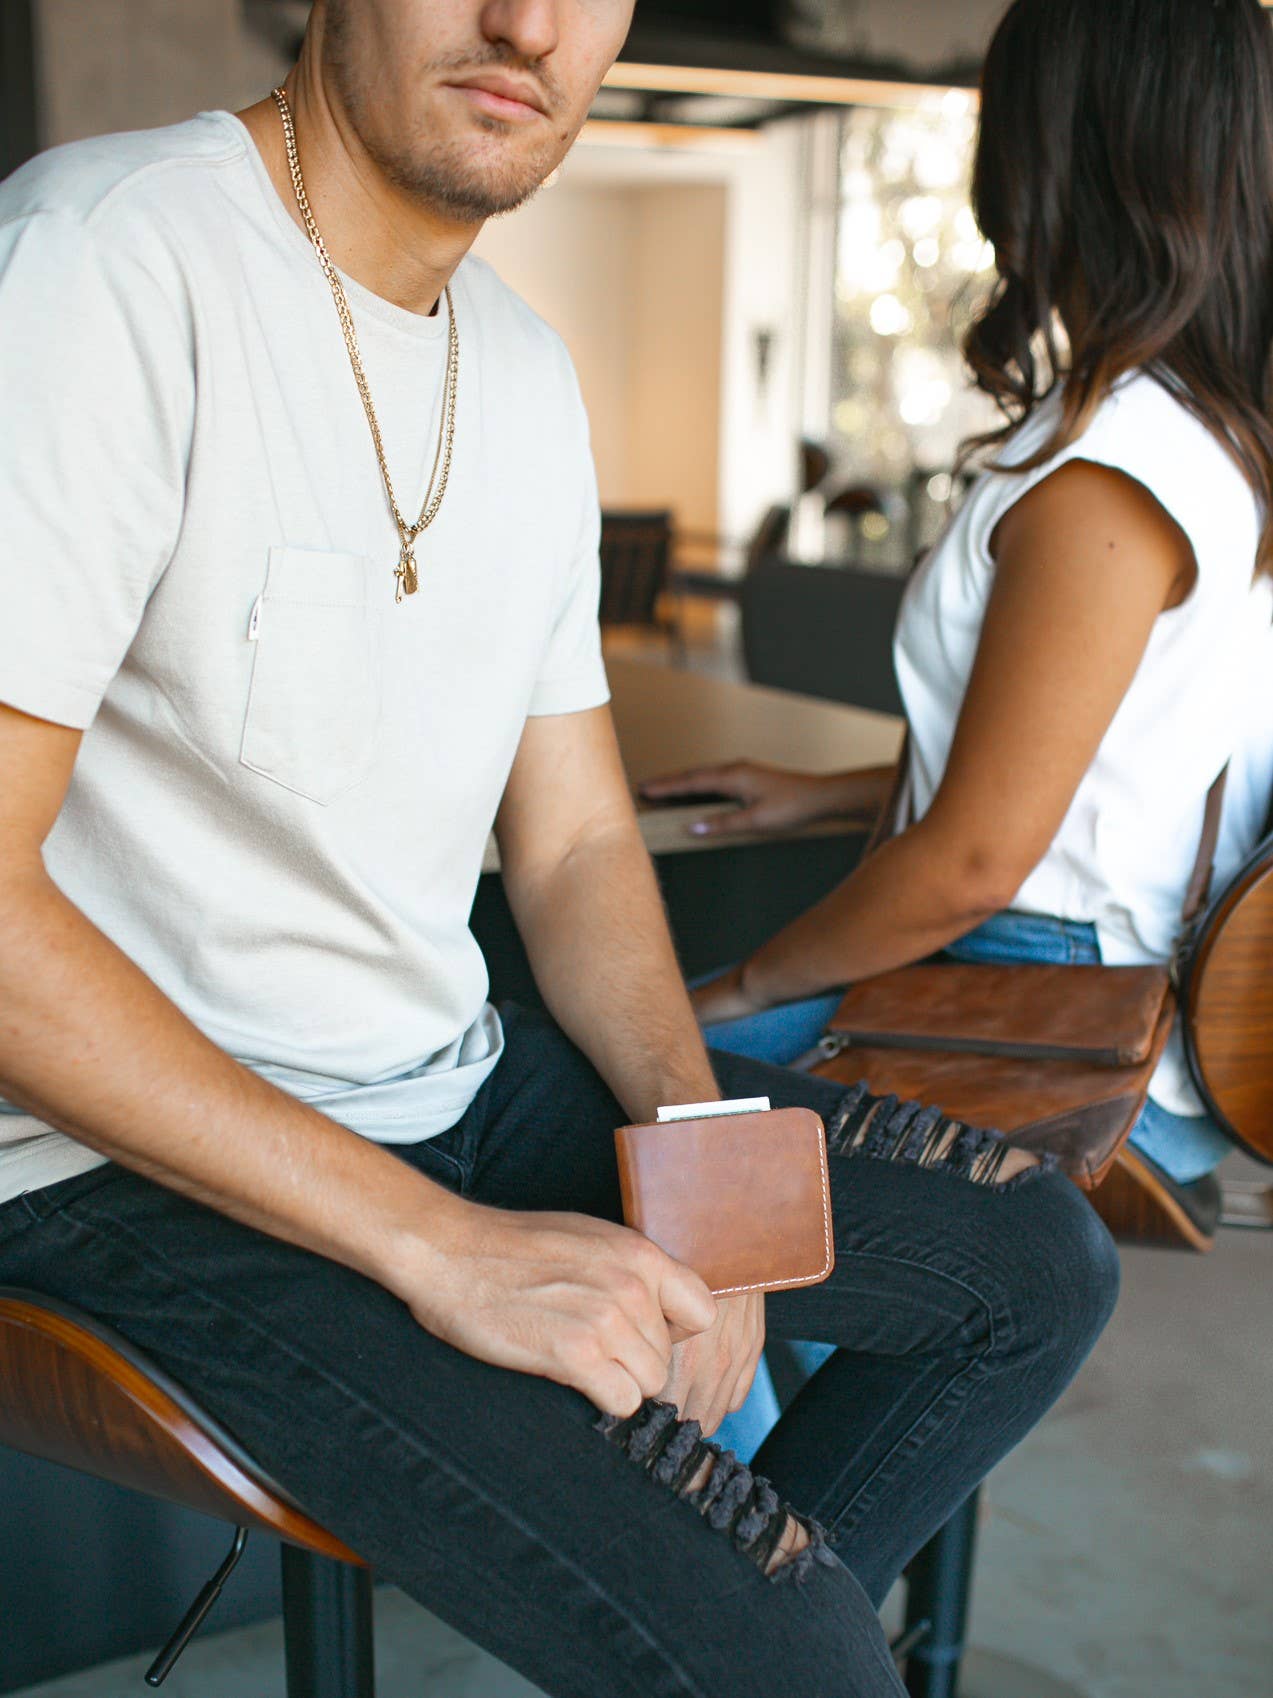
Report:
0,1005,1117,1695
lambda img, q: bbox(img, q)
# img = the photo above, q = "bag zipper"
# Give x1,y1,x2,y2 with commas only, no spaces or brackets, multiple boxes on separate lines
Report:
791,1032,852,1073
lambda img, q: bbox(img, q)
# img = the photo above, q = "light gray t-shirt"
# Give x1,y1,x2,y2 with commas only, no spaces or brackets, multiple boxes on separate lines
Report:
0,112,610,1201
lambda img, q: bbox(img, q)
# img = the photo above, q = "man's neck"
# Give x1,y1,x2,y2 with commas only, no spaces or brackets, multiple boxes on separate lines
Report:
236,58,480,318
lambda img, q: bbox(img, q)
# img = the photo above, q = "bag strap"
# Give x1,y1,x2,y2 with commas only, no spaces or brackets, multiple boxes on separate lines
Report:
861,729,911,859
1180,765,1229,927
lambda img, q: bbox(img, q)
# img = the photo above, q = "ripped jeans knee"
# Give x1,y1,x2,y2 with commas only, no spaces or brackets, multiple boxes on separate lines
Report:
825,1082,1053,1189
595,1399,837,1584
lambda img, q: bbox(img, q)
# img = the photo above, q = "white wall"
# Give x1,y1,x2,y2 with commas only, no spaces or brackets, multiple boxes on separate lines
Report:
475,184,639,506
478,128,812,553
625,183,726,536
716,121,807,551
476,174,730,539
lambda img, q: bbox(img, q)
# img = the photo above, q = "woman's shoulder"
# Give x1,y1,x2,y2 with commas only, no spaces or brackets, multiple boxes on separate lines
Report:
976,372,1261,567
1008,373,1251,499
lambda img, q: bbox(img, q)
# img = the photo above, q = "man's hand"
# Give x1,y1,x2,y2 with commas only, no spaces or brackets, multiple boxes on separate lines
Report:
656,1291,765,1435
398,1200,719,1418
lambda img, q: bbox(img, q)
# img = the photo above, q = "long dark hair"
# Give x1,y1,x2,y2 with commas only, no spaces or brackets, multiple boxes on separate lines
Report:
964,0,1273,573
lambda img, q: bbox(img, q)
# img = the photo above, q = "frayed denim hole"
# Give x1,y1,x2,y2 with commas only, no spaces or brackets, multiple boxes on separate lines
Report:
860,1094,902,1159
913,1108,952,1167
1000,1149,1059,1188
768,1515,839,1586
826,1081,871,1153
827,1089,1049,1193
594,1399,832,1582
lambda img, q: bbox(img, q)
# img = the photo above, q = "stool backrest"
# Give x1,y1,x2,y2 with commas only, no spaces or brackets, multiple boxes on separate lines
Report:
1181,820,1273,1165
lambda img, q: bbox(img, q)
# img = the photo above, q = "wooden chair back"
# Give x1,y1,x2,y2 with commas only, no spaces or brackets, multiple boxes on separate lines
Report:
598,510,673,630
0,1287,361,1564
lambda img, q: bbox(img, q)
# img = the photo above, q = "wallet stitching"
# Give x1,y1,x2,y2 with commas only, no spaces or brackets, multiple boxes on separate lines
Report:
711,1128,833,1298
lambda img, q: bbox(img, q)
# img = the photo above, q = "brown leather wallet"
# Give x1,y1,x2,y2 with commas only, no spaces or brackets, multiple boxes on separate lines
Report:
614,1107,834,1297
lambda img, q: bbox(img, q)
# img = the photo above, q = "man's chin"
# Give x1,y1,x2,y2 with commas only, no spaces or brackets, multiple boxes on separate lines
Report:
385,134,555,222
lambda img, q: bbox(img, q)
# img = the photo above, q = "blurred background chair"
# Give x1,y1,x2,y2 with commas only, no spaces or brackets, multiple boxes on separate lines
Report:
740,556,908,716
598,508,680,658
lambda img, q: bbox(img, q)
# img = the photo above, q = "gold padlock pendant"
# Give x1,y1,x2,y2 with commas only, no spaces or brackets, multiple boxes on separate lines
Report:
395,542,419,602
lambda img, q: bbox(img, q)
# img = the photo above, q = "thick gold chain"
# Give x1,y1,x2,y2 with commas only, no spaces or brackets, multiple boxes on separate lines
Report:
272,86,459,602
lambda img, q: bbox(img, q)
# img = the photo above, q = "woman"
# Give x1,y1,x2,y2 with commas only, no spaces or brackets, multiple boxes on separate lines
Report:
648,0,1273,1248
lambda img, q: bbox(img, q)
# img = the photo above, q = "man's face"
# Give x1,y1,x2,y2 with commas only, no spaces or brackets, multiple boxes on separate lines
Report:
322,0,635,221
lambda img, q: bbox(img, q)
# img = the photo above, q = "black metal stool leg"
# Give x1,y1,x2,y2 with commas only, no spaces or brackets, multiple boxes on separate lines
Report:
280,1546,375,1698
901,1490,980,1698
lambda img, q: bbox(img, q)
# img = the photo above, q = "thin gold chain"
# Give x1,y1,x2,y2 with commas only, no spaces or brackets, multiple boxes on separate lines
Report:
272,85,459,602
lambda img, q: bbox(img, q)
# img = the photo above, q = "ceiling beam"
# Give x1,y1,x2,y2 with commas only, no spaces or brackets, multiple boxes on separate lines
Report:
604,62,977,111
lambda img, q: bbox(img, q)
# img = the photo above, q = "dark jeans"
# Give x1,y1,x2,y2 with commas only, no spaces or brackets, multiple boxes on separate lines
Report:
0,1005,1118,1698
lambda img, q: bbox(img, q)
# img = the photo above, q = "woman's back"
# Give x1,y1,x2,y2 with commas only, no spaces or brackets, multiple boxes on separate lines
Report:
897,372,1273,1111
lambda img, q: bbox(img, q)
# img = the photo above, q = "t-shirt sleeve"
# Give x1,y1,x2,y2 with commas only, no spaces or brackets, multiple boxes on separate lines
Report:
0,209,192,729
526,374,610,719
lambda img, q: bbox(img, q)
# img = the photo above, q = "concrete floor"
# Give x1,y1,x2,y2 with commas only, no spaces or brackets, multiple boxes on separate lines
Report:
12,1173,1272,1698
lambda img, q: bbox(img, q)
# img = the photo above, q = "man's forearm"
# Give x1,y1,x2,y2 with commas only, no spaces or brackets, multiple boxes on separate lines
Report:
0,867,467,1296
504,822,719,1122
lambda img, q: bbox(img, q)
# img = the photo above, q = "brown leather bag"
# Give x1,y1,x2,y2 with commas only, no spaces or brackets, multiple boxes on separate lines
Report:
809,754,1227,1192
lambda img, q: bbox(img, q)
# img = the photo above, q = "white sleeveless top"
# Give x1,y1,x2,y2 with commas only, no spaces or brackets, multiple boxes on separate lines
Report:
895,372,1273,1115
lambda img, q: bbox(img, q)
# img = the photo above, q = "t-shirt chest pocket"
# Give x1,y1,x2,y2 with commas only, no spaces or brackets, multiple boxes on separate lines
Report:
240,546,383,805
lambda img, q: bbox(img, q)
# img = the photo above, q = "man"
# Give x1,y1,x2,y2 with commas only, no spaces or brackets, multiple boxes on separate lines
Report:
0,3,1117,1692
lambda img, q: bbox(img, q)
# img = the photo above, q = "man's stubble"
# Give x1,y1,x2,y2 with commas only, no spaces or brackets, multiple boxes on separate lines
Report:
323,0,565,222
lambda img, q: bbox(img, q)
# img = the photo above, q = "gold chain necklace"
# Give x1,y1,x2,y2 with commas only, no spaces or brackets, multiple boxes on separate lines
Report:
272,86,459,603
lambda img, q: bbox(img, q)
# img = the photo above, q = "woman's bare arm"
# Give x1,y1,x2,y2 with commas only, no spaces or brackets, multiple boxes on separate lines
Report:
702,459,1197,1018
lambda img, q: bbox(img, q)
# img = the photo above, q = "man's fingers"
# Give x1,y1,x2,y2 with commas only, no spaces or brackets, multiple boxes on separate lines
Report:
584,1361,648,1420
614,1318,676,1401
658,1261,717,1336
725,1356,759,1415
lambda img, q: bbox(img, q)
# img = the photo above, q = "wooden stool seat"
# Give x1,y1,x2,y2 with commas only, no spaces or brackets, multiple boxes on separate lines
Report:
0,1286,372,1694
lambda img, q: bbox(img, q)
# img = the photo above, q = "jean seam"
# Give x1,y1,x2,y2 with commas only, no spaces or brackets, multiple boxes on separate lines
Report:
818,1355,992,1542
773,1245,1003,1538
47,1199,717,1698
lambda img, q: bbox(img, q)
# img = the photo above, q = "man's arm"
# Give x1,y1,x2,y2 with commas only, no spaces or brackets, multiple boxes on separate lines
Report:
495,704,764,1434
495,705,719,1120
0,702,714,1416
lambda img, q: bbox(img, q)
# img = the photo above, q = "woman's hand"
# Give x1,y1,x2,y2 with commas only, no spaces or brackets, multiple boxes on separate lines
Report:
639,761,851,839
689,964,767,1025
